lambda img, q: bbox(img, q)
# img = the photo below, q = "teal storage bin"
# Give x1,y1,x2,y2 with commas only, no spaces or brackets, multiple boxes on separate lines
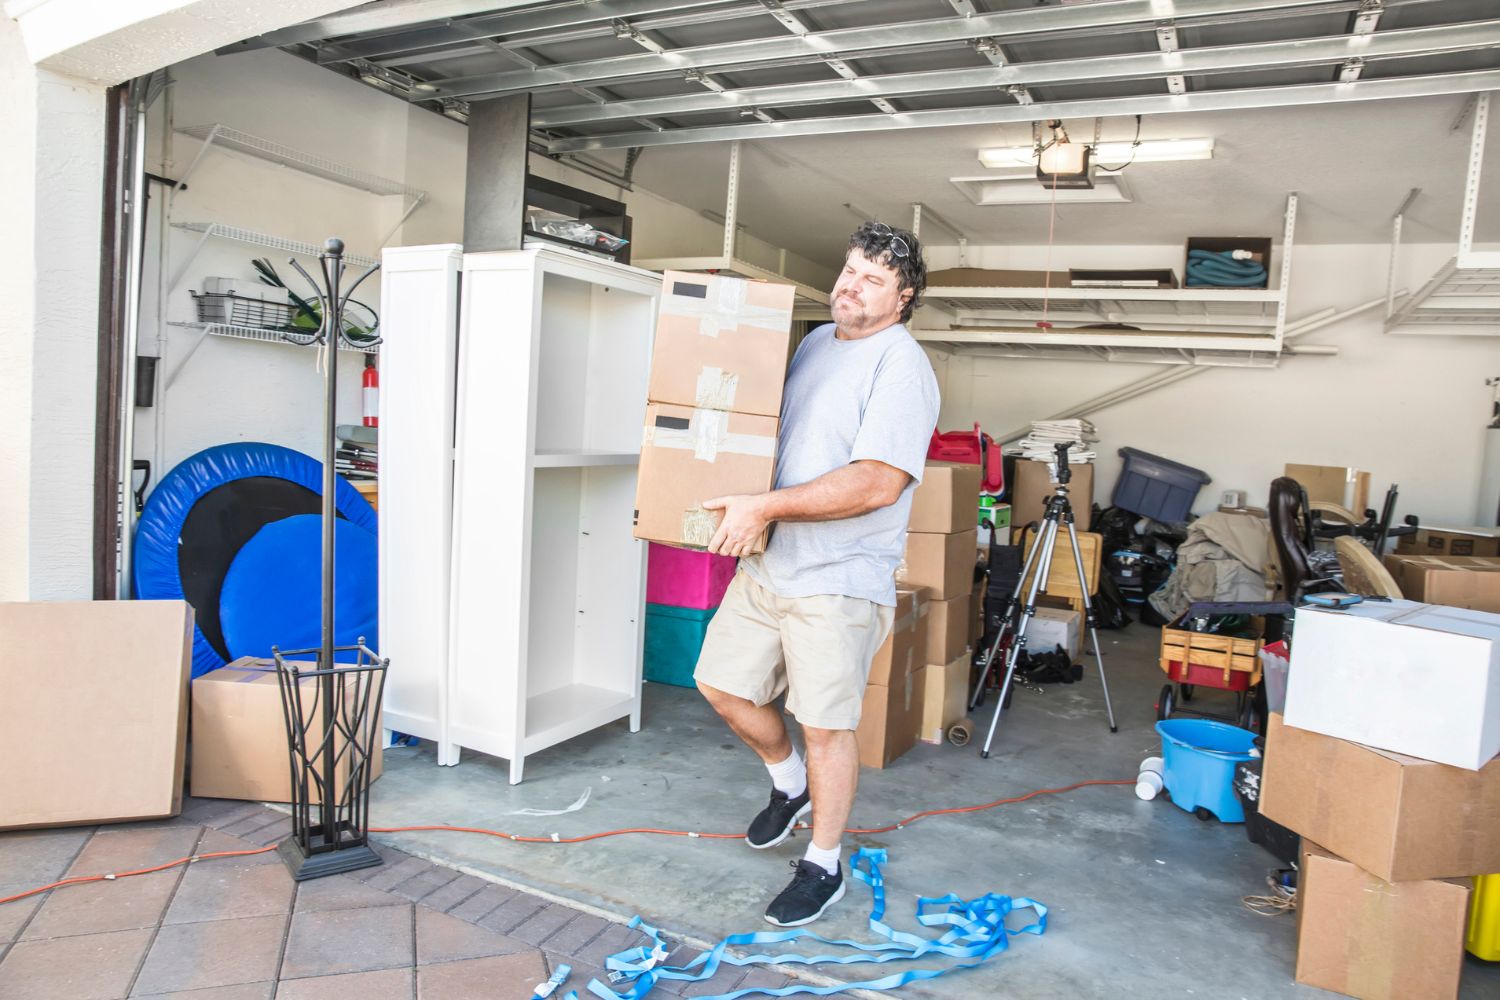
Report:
644,603,717,688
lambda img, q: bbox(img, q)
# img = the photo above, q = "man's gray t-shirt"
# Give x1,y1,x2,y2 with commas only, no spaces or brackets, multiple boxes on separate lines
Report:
740,321,941,607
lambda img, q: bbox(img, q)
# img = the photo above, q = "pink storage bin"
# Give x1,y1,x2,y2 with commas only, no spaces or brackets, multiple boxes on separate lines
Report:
647,543,737,610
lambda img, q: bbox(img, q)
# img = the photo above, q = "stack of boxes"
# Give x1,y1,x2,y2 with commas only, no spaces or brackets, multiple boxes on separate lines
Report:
1258,599,1500,996
855,586,928,768
634,271,795,684
634,271,794,552
899,462,982,746
642,546,737,687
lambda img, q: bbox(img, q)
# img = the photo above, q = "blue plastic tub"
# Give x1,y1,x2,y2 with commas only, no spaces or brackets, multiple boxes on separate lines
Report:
1155,718,1258,823
1113,448,1211,522
644,603,717,688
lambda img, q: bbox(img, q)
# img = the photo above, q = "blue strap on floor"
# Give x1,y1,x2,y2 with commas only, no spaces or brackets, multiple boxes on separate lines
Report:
1185,249,1267,287
581,849,1046,999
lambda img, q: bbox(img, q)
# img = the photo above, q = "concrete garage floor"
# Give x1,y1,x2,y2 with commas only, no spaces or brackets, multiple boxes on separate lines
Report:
371,623,1500,999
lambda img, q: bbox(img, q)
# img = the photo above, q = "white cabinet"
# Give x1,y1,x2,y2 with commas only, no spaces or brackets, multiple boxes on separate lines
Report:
378,245,463,764
382,244,660,783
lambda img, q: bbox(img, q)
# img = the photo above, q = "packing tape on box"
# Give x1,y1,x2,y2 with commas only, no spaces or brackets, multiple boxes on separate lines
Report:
664,276,792,339
694,366,739,410
644,409,775,464
1349,876,1403,1000
681,506,718,548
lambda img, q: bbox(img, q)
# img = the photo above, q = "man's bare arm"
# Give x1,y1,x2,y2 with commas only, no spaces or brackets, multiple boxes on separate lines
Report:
702,460,911,557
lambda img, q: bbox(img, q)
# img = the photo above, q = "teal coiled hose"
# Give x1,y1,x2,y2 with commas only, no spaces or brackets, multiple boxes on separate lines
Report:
1185,249,1267,287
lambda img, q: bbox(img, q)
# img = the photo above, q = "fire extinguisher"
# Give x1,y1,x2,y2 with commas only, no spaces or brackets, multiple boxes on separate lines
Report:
362,355,379,428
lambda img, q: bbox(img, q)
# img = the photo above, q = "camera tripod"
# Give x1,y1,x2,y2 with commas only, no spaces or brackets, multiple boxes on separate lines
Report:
969,442,1117,758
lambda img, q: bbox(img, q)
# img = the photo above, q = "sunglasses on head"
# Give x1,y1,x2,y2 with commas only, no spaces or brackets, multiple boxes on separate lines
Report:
868,222,910,260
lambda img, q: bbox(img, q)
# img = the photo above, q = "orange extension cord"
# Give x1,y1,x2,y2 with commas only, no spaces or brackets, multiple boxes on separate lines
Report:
0,779,1132,907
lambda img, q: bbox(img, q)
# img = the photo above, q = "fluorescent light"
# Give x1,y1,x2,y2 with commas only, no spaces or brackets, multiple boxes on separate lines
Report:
950,174,1132,205
978,137,1215,169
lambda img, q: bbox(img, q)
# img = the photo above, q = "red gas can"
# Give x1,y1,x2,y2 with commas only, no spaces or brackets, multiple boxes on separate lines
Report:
927,423,1003,494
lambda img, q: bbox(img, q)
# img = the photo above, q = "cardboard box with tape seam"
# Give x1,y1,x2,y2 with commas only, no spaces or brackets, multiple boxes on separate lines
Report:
919,653,971,745
898,529,977,601
1260,714,1500,882
1295,840,1471,1000
924,592,971,666
634,403,779,552
908,462,982,534
1,600,193,831
857,669,925,770
647,271,796,418
868,587,924,687
191,658,384,803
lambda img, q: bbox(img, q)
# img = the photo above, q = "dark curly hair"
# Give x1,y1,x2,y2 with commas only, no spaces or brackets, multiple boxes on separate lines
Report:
847,221,927,324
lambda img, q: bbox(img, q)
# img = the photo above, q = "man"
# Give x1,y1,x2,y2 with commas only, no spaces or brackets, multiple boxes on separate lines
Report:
694,222,940,927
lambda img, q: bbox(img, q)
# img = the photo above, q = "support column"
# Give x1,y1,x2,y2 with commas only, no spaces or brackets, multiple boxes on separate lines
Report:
463,94,532,253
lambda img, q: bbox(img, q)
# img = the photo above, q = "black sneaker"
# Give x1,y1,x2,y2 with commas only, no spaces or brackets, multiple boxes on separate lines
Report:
764,860,845,927
745,786,811,849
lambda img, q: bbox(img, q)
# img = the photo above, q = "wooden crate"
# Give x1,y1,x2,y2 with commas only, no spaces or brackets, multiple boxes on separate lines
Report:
1159,627,1263,687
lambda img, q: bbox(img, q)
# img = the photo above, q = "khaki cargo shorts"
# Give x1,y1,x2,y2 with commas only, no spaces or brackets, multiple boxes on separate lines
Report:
694,570,894,731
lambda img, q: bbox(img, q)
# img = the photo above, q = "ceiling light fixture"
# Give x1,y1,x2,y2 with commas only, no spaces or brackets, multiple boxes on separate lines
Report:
978,137,1215,169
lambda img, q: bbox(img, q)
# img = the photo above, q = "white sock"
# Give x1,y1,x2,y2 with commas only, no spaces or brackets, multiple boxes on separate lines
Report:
765,748,807,799
803,841,841,876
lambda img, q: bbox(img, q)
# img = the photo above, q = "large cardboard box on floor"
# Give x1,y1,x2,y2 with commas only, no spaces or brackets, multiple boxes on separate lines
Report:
1260,715,1500,882
1396,526,1500,559
191,658,383,803
1285,463,1370,515
897,529,976,601
647,271,796,418
923,592,971,666
1,600,192,830
634,403,779,552
1009,459,1093,536
919,653,970,745
1383,554,1500,613
1296,840,1471,1000
908,462,982,534
1283,599,1500,770
857,669,925,769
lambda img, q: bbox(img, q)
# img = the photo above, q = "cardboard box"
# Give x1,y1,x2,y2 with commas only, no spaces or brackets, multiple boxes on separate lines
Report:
869,588,922,687
1383,555,1500,613
648,271,796,418
1,600,192,830
1396,527,1500,559
1285,463,1370,515
856,669,924,769
923,592,971,666
1295,840,1471,1000
634,403,779,551
1283,599,1500,770
919,654,971,745
1260,715,1500,882
897,529,977,601
1009,459,1093,536
1026,606,1081,659
191,659,384,803
908,462,982,534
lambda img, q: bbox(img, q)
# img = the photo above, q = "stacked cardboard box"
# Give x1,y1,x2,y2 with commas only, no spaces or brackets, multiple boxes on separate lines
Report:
634,271,795,553
902,463,981,747
1260,598,1500,996
856,587,927,768
1395,525,1500,558
1383,554,1500,613
1010,459,1093,539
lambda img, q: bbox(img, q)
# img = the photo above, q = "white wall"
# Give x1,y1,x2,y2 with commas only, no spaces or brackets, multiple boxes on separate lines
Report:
923,241,1498,526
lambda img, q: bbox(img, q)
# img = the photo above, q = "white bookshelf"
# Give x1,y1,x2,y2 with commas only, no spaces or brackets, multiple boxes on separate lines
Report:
447,248,661,783
377,245,463,763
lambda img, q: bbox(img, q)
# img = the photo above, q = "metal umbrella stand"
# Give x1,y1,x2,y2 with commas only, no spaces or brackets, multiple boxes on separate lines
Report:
271,238,388,881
